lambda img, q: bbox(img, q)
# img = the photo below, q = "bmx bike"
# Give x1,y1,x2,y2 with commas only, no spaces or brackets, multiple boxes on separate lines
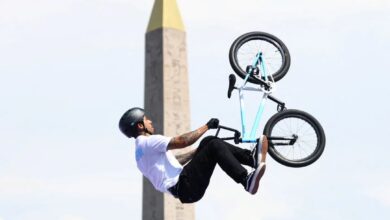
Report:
215,32,326,168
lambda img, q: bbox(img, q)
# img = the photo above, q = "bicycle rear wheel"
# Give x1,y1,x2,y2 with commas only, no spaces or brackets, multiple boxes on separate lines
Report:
263,109,325,167
229,32,291,84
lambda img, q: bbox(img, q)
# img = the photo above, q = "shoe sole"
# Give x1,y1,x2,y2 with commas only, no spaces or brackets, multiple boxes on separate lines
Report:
254,135,268,168
249,164,266,195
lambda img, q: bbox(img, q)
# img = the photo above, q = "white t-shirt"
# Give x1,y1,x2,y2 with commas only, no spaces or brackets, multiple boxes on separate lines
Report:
135,135,183,193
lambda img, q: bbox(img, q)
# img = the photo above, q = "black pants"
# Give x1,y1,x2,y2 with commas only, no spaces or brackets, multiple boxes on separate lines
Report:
171,136,254,203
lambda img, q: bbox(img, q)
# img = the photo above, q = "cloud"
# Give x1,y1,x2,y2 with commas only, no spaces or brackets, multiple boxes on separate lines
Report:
366,181,390,207
59,215,87,220
180,0,389,28
0,175,140,199
0,0,154,25
196,166,305,220
0,0,73,24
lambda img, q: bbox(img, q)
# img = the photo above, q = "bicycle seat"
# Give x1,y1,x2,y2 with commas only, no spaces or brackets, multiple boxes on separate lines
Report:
227,74,236,98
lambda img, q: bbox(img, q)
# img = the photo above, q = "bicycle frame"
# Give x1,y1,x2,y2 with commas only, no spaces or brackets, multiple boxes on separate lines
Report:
238,53,272,143
217,53,287,144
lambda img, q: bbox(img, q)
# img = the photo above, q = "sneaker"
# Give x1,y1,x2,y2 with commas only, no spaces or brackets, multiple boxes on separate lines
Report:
251,136,266,168
250,143,260,168
245,162,266,195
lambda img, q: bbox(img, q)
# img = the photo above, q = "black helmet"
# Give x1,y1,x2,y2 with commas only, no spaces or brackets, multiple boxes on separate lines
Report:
119,107,145,138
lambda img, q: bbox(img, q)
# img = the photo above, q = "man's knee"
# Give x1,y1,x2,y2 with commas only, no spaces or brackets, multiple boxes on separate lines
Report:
207,137,227,152
197,136,222,153
199,136,219,146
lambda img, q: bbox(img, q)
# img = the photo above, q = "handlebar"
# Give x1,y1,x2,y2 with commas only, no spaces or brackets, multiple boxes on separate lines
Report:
227,73,287,112
215,125,241,144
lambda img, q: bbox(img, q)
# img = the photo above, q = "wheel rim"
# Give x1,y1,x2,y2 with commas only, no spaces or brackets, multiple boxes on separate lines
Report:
235,37,285,81
269,116,320,162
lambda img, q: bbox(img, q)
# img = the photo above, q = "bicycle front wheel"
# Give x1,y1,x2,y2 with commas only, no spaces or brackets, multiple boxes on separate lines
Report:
229,32,291,84
263,109,326,167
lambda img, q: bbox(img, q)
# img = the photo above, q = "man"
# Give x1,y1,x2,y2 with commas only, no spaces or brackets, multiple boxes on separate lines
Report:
119,107,268,203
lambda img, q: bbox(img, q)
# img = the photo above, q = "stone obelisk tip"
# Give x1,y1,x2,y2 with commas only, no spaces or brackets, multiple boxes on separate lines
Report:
147,0,185,32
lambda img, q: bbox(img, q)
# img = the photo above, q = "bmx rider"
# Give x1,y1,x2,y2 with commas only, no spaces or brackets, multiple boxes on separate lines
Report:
119,107,268,203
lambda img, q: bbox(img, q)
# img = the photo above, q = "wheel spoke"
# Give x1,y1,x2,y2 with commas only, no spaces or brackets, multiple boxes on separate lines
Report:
236,38,284,76
269,114,321,162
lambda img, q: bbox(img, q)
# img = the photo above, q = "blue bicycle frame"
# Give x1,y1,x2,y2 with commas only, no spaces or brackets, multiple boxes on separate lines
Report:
238,53,272,143
216,53,286,144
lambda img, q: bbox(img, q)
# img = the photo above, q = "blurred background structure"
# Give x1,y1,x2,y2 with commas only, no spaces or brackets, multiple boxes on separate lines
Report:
143,0,194,219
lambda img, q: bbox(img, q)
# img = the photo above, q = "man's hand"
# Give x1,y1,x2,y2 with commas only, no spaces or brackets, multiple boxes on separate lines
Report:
206,118,219,129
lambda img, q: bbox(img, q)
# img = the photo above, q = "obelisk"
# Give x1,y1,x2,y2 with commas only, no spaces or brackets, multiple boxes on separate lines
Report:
143,0,195,220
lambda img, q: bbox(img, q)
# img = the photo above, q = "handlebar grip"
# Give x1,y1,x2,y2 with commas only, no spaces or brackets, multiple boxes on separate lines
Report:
227,74,236,98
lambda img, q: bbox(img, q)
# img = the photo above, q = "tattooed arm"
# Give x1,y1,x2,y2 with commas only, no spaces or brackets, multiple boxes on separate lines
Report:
167,125,208,150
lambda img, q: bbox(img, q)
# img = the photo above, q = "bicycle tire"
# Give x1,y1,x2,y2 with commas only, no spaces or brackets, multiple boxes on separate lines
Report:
229,32,291,84
263,109,325,167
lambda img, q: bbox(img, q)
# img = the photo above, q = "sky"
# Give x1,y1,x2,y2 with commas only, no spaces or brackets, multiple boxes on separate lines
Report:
1,0,390,219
